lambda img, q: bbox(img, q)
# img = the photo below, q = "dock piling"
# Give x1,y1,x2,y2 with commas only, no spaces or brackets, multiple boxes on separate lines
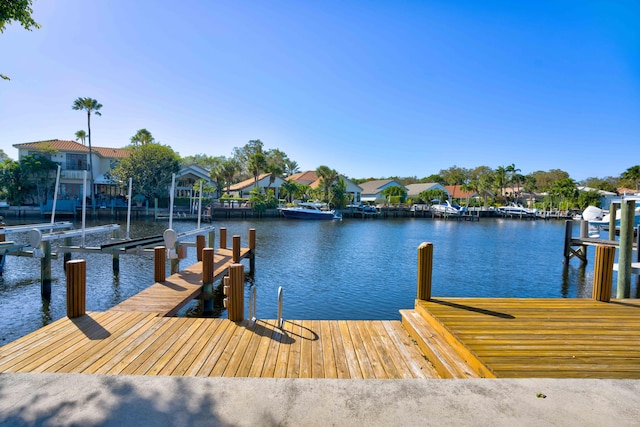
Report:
202,247,214,314
616,199,635,298
154,246,166,282
196,235,205,262
249,228,256,274
220,227,227,249
232,235,241,263
227,263,244,322
66,259,86,318
417,242,433,301
40,241,52,298
592,245,615,302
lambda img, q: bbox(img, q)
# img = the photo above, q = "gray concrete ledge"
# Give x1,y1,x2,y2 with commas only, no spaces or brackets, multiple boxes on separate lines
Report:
1,373,639,426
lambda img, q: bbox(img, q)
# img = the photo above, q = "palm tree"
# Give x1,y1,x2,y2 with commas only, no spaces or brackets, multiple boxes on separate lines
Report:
494,166,507,203
130,128,154,146
219,159,239,194
284,159,300,177
621,165,640,191
74,130,86,146
247,152,267,188
72,97,102,201
315,165,338,202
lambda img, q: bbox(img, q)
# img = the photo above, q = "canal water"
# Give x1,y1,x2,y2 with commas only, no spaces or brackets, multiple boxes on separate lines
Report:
0,217,633,344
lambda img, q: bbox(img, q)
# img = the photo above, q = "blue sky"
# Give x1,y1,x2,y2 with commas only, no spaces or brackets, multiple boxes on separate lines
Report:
1,0,639,181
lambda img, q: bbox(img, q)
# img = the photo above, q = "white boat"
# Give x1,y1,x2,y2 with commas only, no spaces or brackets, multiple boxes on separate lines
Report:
431,200,466,216
497,203,538,216
279,203,342,220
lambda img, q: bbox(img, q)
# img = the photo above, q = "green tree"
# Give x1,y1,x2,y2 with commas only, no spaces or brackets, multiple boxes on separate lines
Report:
0,159,25,204
280,180,299,203
315,165,339,202
494,166,507,202
110,143,181,201
530,169,570,192
418,189,446,204
130,128,154,146
621,165,640,191
72,97,102,200
439,165,469,186
247,152,267,187
1,0,41,81
284,159,300,177
219,158,239,194
381,185,407,204
329,177,349,209
20,154,58,204
74,130,86,146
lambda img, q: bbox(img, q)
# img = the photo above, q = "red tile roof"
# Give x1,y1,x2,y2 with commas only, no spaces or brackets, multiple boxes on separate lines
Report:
13,139,129,159
287,170,318,184
444,185,475,199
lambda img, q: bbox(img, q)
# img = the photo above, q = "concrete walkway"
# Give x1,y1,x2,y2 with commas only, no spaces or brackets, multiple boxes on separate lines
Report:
1,373,639,426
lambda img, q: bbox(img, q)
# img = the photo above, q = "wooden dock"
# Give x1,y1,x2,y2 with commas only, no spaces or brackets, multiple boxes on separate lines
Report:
109,248,250,316
0,313,437,379
404,298,640,379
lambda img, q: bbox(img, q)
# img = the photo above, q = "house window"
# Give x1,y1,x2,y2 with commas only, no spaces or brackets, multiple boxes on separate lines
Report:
66,153,88,170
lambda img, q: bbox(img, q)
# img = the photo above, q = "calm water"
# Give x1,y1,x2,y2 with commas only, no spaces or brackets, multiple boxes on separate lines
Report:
0,216,634,344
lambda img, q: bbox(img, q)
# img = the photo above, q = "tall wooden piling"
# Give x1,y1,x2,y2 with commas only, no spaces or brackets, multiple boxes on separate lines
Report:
232,235,241,263
41,241,52,298
608,203,618,242
227,263,244,322
154,246,166,282
220,227,227,249
592,245,615,302
66,259,86,318
249,228,256,274
563,220,573,264
417,242,433,301
208,230,215,249
63,237,72,270
616,200,635,298
196,235,205,262
111,229,119,275
202,247,215,314
636,225,640,263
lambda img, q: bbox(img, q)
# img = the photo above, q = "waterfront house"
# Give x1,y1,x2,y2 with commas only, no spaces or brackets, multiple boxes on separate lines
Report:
288,171,363,204
405,183,448,201
228,173,286,199
175,164,217,198
359,179,407,204
13,139,128,202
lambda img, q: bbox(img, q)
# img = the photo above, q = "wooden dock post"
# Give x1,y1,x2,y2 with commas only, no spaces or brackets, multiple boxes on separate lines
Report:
208,229,215,249
220,227,227,249
233,235,241,263
226,263,245,322
66,259,86,318
636,225,640,263
563,220,573,264
616,199,635,298
608,202,618,241
63,236,72,270
41,241,52,298
112,229,120,275
249,228,256,274
154,246,166,282
202,247,215,315
196,235,205,262
417,242,433,301
593,245,615,302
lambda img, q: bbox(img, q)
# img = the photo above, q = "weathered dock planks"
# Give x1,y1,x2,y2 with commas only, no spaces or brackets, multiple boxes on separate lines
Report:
0,313,438,379
413,298,640,379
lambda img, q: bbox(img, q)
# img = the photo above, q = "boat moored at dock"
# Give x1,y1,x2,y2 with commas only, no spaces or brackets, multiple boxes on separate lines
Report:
279,203,342,220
